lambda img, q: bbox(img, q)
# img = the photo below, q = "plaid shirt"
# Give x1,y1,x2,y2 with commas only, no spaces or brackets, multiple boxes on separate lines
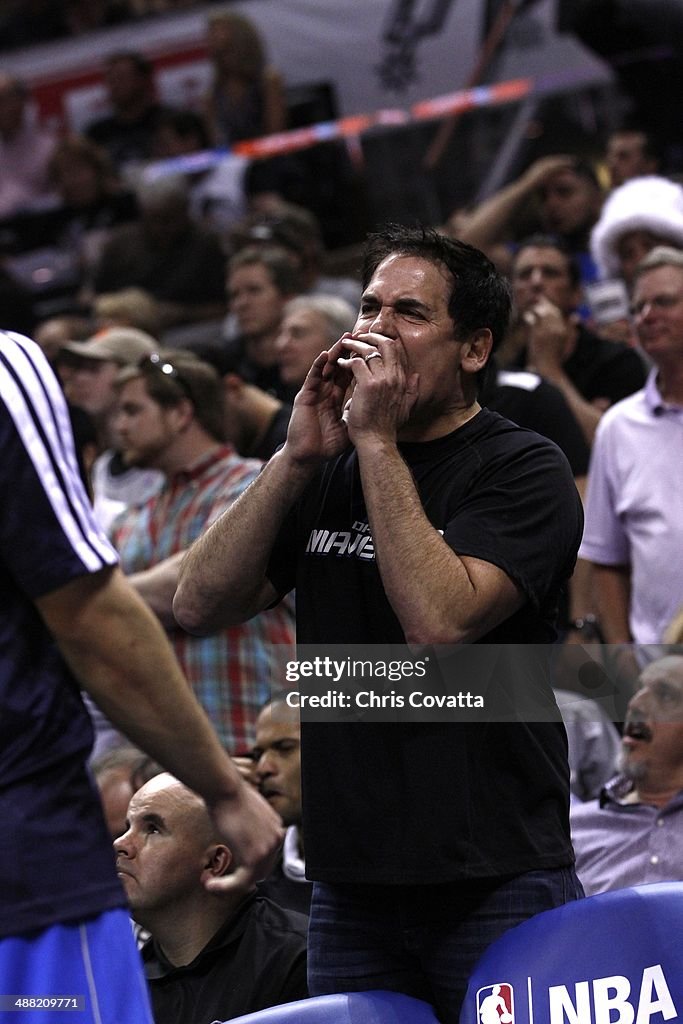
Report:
112,445,294,753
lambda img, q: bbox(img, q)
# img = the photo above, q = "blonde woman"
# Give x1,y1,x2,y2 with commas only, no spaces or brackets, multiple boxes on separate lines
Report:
204,9,287,146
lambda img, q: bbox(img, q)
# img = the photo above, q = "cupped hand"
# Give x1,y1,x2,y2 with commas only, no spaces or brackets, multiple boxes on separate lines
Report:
283,346,354,466
231,755,258,785
335,333,419,445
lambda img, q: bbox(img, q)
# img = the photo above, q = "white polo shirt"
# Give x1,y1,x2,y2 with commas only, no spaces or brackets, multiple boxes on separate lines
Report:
580,369,683,644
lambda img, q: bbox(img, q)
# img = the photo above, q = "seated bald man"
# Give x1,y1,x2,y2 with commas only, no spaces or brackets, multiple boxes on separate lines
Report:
114,774,308,1024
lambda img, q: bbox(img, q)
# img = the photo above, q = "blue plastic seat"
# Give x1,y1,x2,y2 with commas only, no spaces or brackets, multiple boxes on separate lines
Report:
220,990,440,1024
459,882,683,1024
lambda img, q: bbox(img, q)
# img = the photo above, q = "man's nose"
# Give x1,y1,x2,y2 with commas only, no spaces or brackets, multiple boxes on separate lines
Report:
113,830,133,858
369,307,397,337
636,300,655,321
255,751,275,778
627,688,649,715
113,419,131,445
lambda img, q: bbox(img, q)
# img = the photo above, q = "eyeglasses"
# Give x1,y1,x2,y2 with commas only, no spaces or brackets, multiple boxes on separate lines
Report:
139,352,192,399
630,294,683,317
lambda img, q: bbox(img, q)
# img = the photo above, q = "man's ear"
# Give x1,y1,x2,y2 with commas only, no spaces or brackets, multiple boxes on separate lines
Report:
170,396,195,432
223,372,243,394
222,373,244,408
460,329,493,374
202,844,233,880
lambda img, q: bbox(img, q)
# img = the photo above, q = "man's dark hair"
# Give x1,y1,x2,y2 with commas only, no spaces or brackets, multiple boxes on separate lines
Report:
228,244,303,298
105,50,153,79
120,351,226,442
68,403,98,497
566,158,602,192
512,234,582,289
361,224,512,358
190,342,242,379
155,109,211,151
611,123,663,169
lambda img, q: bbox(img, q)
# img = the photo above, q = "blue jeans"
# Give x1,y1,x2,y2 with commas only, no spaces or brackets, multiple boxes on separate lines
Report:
308,867,584,1023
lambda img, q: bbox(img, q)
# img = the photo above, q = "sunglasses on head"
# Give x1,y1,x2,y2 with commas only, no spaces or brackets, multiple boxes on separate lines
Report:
139,352,192,398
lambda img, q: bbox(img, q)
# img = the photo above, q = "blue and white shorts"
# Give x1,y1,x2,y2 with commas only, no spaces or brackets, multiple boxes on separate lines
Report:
0,908,153,1023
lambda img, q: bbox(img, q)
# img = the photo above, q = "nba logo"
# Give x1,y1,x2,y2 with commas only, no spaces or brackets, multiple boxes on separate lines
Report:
476,983,514,1024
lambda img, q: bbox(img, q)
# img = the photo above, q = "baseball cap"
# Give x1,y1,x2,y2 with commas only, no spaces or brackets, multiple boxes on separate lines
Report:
59,327,157,366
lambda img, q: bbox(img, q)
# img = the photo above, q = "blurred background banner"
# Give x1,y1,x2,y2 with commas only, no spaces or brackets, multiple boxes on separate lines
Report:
0,0,609,133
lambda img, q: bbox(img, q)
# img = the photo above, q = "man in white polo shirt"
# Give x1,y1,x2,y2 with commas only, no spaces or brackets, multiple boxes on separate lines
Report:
580,246,683,686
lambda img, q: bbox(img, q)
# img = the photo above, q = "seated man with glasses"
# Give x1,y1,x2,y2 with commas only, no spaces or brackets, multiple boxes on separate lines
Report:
110,350,294,755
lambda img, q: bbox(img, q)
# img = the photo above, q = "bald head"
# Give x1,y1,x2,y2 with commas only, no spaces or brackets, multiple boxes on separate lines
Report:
130,773,216,843
113,774,232,932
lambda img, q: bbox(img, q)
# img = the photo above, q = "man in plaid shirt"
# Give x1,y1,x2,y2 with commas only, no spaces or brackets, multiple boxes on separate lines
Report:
111,350,294,753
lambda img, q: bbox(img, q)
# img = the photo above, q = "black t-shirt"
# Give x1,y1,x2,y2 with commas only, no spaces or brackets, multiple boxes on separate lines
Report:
86,104,176,168
258,857,313,917
252,403,292,461
142,895,308,1024
267,410,583,884
484,370,589,633
559,324,646,406
222,335,298,405
510,324,646,406
485,369,590,477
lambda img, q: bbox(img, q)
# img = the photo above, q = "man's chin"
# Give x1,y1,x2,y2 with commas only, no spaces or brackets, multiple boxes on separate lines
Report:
120,449,149,469
617,749,648,783
265,794,294,824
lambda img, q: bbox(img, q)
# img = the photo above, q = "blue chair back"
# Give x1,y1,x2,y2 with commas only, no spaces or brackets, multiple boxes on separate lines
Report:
460,882,683,1024
222,990,440,1024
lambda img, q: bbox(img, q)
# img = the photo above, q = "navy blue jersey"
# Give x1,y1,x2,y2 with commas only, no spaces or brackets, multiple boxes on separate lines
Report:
0,331,124,936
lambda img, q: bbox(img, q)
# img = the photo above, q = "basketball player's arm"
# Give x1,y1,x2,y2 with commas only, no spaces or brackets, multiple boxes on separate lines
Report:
36,565,283,887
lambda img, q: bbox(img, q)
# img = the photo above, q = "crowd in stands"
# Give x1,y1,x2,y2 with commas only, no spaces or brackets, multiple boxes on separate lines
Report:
0,5,356,328
2,7,683,1021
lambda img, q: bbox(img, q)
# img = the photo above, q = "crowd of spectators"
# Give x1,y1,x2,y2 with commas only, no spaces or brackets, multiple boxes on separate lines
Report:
0,2,358,330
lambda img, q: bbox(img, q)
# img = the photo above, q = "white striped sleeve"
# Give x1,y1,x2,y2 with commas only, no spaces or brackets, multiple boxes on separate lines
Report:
0,331,118,574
